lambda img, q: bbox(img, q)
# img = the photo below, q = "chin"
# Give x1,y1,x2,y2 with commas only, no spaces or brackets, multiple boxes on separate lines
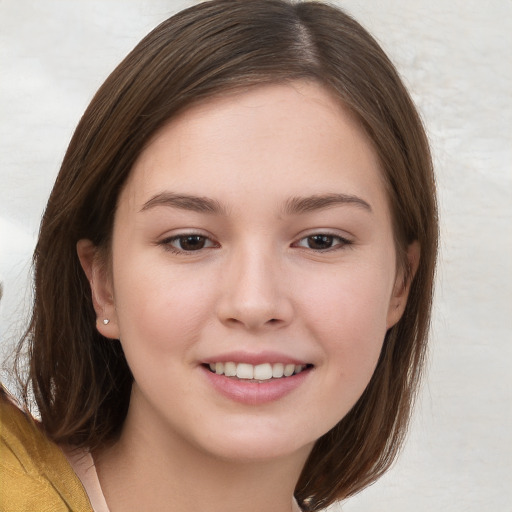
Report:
203,435,314,464
183,414,321,464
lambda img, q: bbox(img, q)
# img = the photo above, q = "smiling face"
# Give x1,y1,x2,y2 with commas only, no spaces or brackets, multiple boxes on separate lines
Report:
80,81,414,463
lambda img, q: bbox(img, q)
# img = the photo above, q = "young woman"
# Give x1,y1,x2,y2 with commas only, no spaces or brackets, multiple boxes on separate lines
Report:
1,1,438,510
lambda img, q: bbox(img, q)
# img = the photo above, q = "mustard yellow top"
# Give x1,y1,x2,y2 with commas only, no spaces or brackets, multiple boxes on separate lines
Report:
0,388,93,512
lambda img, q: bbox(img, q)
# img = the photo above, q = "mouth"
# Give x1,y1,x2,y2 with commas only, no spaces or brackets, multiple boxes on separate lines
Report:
204,362,313,382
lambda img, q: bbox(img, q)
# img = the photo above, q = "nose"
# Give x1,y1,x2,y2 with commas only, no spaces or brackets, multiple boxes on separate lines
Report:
215,246,293,331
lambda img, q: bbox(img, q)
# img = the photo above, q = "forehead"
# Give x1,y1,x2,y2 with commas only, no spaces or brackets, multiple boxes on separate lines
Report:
119,81,388,217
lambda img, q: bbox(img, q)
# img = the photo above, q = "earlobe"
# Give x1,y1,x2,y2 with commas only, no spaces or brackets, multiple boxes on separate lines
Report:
76,239,120,339
386,240,420,329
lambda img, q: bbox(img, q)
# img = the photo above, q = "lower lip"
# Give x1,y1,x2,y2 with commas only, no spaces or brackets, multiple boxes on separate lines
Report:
201,366,311,405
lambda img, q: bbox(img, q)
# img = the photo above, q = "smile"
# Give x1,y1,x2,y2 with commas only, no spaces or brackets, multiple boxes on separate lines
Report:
207,362,310,380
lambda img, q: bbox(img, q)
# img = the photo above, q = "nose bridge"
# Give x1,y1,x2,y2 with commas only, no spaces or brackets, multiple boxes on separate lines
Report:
217,240,292,330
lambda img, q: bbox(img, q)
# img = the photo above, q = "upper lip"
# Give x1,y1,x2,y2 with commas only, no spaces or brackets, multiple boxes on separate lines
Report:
201,350,310,366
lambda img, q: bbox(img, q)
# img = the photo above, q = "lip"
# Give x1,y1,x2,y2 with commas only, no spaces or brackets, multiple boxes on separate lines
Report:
202,350,309,366
200,363,313,405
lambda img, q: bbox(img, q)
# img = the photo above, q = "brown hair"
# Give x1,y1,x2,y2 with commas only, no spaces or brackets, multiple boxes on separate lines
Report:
16,1,437,509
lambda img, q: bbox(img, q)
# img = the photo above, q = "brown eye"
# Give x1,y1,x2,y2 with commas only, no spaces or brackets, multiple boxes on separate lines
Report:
295,233,351,251
161,234,217,253
307,235,335,250
176,235,207,251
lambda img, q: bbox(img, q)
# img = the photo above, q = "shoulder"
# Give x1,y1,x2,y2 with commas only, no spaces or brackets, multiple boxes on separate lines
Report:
0,386,93,512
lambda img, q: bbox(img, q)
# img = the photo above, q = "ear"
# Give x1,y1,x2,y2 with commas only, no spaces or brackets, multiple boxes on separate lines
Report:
76,239,120,339
386,240,420,329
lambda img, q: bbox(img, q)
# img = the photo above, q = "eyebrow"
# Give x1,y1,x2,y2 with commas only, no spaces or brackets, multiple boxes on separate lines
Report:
282,193,372,215
140,191,372,215
140,192,227,214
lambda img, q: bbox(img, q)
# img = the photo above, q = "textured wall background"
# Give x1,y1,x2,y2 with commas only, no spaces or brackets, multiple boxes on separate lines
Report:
1,1,511,510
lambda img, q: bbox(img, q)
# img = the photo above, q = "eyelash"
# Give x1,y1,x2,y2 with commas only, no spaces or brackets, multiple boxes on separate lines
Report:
293,233,352,251
159,233,218,254
159,232,352,255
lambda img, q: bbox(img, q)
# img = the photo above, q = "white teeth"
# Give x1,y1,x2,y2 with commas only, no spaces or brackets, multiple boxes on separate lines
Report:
253,363,273,380
283,364,295,377
236,363,254,379
224,361,237,377
208,361,307,380
272,363,284,378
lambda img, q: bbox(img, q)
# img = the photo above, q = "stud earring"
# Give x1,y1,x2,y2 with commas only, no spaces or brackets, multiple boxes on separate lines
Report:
103,319,110,325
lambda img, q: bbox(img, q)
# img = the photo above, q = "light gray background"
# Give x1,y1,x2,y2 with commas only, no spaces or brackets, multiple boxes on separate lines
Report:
1,1,511,510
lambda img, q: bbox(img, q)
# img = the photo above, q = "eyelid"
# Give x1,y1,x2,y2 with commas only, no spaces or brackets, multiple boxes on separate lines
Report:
158,230,219,254
292,230,353,251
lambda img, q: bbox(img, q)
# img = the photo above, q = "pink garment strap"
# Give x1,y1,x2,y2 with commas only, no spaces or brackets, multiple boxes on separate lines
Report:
63,447,110,512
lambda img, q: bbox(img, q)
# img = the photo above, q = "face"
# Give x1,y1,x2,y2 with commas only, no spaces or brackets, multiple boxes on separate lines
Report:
81,81,413,463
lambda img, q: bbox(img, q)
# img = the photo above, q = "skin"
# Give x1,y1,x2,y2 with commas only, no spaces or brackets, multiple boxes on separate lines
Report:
78,81,418,512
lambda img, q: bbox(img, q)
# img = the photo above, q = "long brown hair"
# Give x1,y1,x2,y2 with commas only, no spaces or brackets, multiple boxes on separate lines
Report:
16,1,437,509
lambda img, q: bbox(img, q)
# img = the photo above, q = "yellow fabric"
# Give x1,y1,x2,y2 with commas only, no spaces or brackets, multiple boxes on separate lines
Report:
0,388,93,512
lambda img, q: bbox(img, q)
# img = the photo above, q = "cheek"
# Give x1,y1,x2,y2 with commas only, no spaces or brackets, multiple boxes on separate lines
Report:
111,257,215,356
299,263,392,384
301,261,392,336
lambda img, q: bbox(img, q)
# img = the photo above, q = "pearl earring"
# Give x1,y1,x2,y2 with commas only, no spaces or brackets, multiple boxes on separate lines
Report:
103,319,110,325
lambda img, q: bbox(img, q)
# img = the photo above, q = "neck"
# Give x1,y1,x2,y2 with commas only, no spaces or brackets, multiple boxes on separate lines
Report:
94,404,309,512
